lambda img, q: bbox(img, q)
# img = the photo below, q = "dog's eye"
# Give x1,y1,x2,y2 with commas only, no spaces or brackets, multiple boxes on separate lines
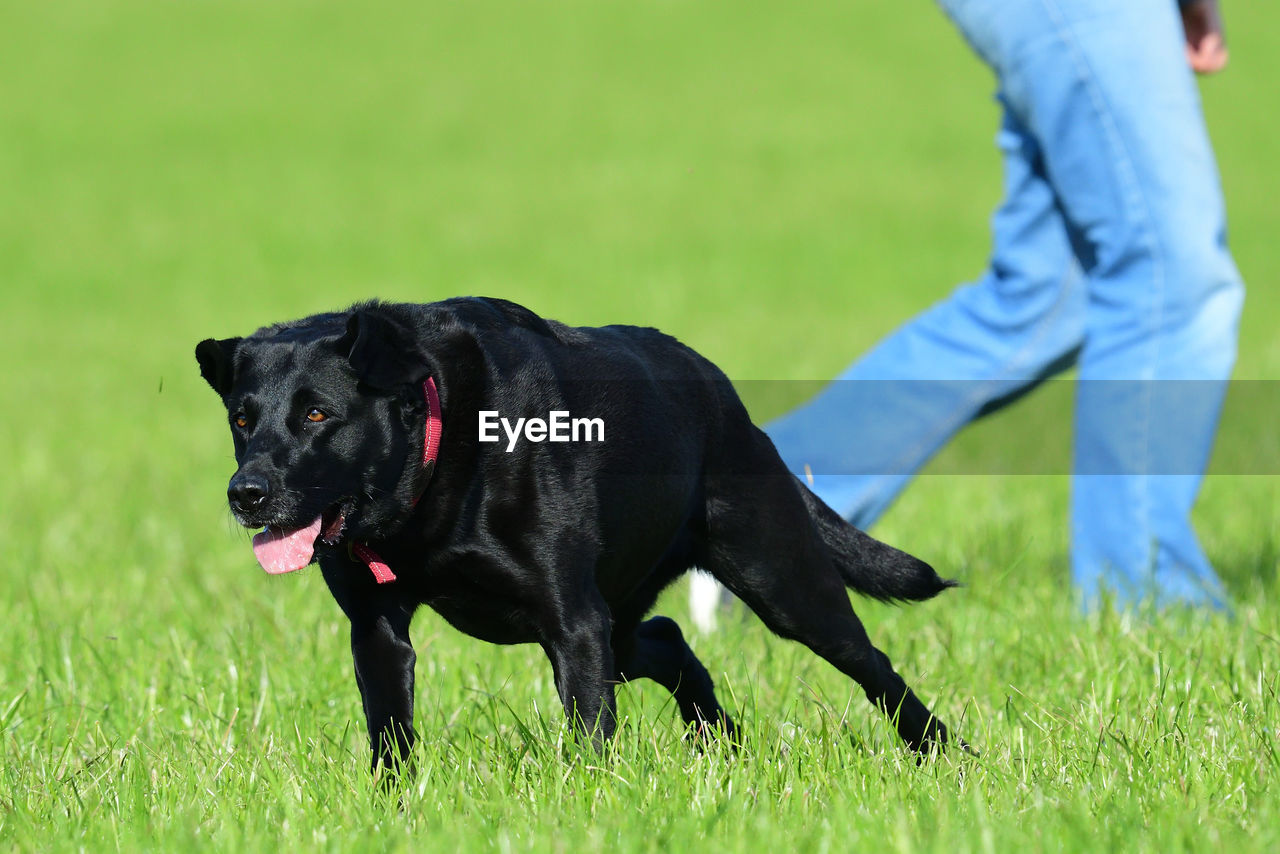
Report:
306,408,328,423
233,413,248,429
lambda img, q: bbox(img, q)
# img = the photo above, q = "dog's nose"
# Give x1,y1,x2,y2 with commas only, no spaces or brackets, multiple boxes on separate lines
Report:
228,472,271,513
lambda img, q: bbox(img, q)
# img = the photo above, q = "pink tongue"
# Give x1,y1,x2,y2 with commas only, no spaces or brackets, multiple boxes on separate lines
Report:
251,516,324,575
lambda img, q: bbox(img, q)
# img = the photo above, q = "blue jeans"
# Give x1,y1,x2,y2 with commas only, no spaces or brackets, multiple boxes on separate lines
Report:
766,0,1244,608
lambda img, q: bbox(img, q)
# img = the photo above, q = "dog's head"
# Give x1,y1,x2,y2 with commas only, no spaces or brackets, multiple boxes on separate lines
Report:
196,305,434,574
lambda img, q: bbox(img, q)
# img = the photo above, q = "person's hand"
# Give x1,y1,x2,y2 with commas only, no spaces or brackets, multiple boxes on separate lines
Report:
1181,0,1229,74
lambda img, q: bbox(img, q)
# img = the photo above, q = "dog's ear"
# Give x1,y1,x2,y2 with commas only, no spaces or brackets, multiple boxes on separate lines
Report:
340,307,426,390
195,337,242,396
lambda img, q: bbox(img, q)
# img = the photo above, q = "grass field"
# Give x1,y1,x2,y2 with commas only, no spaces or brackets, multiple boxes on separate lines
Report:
3,1,1279,851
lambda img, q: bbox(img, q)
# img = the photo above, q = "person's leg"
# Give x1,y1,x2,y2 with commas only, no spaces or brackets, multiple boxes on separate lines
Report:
766,102,1085,528
988,0,1244,606
767,0,1241,609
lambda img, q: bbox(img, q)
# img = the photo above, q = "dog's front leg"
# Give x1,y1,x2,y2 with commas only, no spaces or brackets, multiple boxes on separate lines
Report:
349,608,417,775
320,559,418,775
541,596,617,751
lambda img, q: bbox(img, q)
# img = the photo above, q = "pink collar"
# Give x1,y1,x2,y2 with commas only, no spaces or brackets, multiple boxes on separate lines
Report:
419,376,444,474
350,377,442,584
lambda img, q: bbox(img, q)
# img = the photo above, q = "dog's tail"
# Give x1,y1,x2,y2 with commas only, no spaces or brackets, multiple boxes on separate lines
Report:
799,484,957,603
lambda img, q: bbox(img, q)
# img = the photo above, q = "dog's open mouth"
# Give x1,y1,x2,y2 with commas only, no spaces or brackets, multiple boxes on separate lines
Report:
251,506,347,575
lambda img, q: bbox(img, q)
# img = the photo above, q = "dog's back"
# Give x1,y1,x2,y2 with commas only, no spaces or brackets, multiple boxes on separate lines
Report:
441,298,956,606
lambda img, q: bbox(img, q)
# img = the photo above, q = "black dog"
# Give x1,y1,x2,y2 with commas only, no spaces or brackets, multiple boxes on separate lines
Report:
196,297,957,772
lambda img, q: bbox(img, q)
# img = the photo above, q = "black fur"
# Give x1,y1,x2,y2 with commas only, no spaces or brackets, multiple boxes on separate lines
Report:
196,297,958,772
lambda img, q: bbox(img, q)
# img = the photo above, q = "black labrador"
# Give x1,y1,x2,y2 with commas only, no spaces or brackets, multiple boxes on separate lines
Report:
196,297,958,772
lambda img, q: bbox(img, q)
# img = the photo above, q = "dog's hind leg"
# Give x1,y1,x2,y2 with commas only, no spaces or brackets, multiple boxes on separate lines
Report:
606,548,736,739
613,616,735,739
703,474,950,753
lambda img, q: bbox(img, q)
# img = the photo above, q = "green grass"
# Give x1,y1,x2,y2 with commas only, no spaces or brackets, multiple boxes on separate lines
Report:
2,1,1279,851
